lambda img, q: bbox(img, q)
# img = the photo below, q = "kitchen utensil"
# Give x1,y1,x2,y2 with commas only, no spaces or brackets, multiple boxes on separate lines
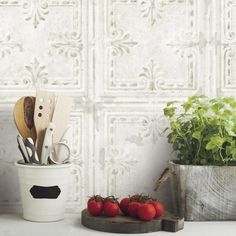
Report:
17,135,30,163
34,91,55,160
13,96,37,142
49,143,70,165
41,123,70,165
24,138,39,164
17,146,28,163
57,127,71,163
41,122,56,164
52,95,73,146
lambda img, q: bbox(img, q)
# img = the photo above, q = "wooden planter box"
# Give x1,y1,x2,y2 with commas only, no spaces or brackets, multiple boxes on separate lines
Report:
169,161,236,221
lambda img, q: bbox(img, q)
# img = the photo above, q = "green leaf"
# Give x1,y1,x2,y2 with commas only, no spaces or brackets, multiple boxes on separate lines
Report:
192,130,201,140
211,103,224,113
164,107,176,118
206,136,224,150
170,121,180,130
222,110,232,117
233,152,236,160
182,102,192,112
225,127,236,136
211,154,221,162
168,133,178,143
222,97,236,108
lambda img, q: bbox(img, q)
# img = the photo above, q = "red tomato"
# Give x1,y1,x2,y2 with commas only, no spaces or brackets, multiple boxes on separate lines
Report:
119,198,130,215
104,201,120,217
87,199,103,216
137,204,156,221
127,201,141,217
151,201,164,217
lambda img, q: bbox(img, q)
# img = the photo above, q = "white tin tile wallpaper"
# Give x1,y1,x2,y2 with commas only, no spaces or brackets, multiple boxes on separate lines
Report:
0,0,232,213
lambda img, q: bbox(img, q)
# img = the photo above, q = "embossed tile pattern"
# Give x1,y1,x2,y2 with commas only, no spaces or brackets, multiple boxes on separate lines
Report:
0,0,232,213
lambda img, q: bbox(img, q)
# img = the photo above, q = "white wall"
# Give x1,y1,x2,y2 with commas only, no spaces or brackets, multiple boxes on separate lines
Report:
0,0,231,213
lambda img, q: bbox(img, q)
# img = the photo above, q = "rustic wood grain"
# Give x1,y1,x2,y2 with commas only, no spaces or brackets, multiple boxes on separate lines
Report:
81,209,184,233
169,161,236,221
13,96,37,142
24,97,35,130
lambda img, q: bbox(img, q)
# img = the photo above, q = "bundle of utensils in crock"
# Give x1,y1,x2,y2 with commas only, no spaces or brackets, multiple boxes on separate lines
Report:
13,91,73,165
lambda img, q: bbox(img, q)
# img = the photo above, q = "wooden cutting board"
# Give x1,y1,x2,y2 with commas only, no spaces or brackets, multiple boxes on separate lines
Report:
81,209,184,233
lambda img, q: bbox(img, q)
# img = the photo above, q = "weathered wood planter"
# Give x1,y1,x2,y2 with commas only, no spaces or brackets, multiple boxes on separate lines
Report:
169,161,236,221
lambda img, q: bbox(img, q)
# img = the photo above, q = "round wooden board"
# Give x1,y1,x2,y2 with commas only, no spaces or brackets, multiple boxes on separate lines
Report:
81,209,184,234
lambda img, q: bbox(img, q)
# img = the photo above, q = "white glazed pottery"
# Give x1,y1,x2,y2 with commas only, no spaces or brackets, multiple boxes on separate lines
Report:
15,160,72,222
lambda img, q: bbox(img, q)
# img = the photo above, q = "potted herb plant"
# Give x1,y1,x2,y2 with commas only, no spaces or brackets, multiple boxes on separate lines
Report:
160,95,236,221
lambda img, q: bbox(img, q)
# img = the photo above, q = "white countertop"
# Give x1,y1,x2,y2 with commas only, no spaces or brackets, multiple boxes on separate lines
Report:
0,214,235,236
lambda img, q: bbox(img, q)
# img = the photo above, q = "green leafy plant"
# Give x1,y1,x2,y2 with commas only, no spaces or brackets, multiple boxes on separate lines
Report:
164,95,236,166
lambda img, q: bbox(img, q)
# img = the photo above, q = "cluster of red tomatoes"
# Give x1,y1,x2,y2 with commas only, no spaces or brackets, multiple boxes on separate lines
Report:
87,194,164,221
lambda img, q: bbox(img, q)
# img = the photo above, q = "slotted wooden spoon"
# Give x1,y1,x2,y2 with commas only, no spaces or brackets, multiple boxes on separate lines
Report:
13,96,37,142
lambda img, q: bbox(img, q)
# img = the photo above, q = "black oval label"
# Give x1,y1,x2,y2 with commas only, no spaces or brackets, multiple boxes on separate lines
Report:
30,185,61,199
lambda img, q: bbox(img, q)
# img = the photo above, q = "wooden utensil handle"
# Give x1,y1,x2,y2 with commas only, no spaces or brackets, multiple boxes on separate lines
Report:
36,129,46,160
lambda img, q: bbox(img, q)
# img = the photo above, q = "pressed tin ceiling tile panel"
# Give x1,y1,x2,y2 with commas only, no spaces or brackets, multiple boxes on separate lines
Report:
0,0,88,94
93,103,173,204
218,0,236,97
95,0,206,101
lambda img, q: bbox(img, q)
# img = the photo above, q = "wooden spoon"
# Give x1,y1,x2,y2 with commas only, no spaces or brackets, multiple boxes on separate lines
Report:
13,96,37,142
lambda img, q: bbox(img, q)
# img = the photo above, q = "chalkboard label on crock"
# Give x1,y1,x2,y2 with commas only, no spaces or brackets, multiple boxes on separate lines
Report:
30,185,61,199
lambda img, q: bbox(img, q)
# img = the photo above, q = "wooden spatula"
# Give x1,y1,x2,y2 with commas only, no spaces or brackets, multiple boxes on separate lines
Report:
13,96,37,142
52,95,73,161
34,91,55,161
52,95,73,144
